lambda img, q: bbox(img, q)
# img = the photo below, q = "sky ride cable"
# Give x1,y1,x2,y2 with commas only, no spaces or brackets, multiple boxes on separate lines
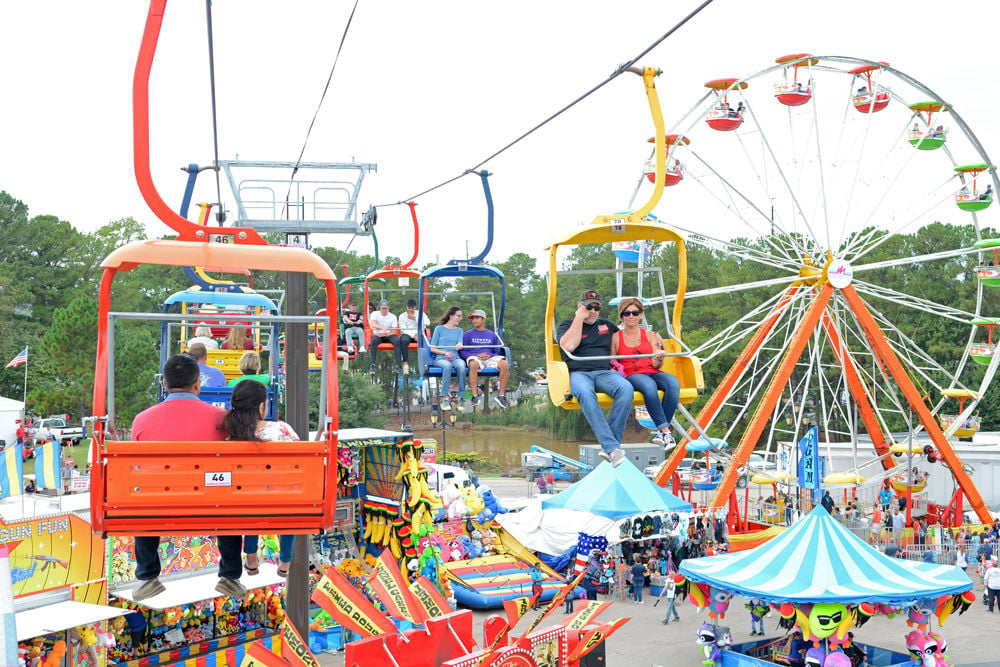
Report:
374,0,717,208
204,0,225,223
279,0,361,221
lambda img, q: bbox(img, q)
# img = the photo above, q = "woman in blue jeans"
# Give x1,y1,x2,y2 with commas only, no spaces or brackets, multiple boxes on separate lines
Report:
429,306,467,411
223,380,298,577
610,298,680,449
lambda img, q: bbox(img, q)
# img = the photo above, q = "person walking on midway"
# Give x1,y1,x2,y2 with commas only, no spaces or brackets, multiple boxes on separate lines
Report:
630,557,647,604
557,290,633,467
530,562,545,610
129,353,245,601
984,558,1000,612
660,577,680,625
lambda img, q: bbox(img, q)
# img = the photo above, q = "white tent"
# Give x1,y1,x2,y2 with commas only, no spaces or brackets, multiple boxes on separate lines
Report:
0,396,25,449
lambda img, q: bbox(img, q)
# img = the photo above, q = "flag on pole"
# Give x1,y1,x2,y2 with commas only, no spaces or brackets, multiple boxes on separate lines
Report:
35,441,62,490
5,348,27,369
0,444,23,499
574,532,608,574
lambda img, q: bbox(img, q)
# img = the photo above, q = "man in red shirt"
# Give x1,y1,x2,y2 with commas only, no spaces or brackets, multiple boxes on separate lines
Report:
129,353,246,601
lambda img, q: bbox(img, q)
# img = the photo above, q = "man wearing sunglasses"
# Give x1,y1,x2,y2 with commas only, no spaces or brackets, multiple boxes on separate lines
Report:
557,290,633,467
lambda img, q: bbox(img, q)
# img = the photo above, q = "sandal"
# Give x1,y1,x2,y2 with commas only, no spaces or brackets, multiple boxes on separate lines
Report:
277,561,290,578
244,553,260,576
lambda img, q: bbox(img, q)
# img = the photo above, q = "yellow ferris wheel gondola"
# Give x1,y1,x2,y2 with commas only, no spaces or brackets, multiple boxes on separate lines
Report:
544,66,705,412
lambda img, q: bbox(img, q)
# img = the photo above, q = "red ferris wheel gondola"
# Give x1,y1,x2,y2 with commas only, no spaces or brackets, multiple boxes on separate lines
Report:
773,53,817,107
849,62,891,113
704,78,748,131
643,134,690,186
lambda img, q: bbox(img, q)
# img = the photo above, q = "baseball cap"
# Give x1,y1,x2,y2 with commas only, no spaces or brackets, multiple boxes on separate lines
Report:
378,299,389,308
580,290,601,305
468,309,488,319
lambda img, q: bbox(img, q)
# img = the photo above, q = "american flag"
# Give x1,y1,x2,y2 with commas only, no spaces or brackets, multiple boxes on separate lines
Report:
574,532,608,574
4,348,27,369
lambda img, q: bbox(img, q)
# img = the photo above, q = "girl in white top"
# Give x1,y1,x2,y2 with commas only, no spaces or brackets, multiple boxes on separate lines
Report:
222,379,299,577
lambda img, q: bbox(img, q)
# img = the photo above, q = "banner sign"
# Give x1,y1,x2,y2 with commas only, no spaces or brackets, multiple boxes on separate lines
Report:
408,576,453,619
311,566,397,638
370,550,428,624
564,617,630,663
564,600,610,631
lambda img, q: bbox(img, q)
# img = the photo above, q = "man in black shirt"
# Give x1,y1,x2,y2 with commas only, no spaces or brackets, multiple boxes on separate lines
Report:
557,290,633,466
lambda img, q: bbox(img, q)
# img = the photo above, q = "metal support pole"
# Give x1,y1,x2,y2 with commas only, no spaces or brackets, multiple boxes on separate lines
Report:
285,270,310,638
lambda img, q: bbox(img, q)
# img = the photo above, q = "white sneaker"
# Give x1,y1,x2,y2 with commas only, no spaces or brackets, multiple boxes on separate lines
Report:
609,448,626,468
598,451,612,463
402,362,409,376
439,398,451,411
662,430,676,451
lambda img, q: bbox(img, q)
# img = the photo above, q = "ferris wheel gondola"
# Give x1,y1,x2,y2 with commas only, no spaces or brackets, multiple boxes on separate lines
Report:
704,78,748,131
773,53,817,107
849,62,891,113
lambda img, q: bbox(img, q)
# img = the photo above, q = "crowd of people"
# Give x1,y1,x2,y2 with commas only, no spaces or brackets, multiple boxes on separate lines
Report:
357,299,511,410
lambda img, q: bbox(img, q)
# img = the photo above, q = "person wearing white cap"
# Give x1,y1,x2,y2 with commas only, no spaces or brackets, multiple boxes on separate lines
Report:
461,309,509,409
368,299,403,374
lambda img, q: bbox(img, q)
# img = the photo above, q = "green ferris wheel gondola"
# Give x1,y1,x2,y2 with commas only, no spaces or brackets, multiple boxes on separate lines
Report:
907,101,949,150
954,163,995,211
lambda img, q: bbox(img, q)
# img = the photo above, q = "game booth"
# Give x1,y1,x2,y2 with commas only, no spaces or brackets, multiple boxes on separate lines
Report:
676,506,974,667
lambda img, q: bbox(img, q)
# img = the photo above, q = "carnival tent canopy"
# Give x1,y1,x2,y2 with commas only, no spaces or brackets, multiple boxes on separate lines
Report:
680,505,972,605
541,460,693,520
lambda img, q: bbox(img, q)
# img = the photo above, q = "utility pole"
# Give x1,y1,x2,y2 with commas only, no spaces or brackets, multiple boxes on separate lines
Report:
284,268,309,636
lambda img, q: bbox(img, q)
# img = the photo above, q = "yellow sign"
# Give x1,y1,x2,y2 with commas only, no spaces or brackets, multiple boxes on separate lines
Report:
1,514,104,600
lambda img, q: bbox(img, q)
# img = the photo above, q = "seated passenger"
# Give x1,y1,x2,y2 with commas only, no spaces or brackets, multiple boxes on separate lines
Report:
224,379,299,578
557,290,632,467
398,298,430,375
933,125,945,138
227,351,270,387
369,299,403,374
188,326,219,350
912,122,921,133
188,343,226,387
430,306,466,411
221,327,254,350
981,184,993,201
856,86,869,96
609,298,679,451
130,353,246,601
461,308,510,409
341,302,366,354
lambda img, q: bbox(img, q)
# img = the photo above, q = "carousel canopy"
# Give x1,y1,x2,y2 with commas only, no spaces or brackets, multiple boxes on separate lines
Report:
679,506,971,605
541,460,692,520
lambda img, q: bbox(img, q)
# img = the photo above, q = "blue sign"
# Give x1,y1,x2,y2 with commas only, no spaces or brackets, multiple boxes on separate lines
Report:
796,426,824,499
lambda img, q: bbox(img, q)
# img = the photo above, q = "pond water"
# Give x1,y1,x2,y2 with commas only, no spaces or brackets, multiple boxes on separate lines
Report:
407,427,579,472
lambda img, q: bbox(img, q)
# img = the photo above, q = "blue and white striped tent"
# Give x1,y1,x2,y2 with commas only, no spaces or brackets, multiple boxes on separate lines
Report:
680,506,971,605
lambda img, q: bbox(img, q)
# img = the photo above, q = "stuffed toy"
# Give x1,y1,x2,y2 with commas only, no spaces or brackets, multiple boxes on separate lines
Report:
476,485,509,522
905,630,949,667
696,622,723,667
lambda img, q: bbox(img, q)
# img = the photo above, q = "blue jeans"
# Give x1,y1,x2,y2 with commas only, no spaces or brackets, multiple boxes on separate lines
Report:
632,581,643,602
625,372,680,429
663,596,679,620
569,370,633,454
751,616,764,634
244,534,297,563
434,357,467,397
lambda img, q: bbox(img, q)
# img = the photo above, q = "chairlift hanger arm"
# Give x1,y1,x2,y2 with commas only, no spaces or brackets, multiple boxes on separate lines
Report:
454,170,494,266
133,0,266,245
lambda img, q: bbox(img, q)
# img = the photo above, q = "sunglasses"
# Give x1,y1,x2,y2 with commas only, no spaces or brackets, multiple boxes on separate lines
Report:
585,304,601,311
621,309,643,317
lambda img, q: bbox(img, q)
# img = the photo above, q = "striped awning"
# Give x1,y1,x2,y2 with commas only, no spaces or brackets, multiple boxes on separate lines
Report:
679,506,971,605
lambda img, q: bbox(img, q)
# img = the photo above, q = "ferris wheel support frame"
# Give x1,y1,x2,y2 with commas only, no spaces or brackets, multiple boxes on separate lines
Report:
841,285,992,524
709,285,834,507
819,312,895,471
653,284,799,487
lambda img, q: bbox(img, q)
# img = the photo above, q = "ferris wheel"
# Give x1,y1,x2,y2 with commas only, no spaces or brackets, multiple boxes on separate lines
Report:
645,55,999,524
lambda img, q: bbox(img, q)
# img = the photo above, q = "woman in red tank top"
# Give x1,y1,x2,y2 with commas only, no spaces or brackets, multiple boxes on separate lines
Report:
610,297,681,451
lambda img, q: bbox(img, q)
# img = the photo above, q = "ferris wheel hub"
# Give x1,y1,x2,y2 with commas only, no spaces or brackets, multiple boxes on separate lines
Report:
825,258,854,289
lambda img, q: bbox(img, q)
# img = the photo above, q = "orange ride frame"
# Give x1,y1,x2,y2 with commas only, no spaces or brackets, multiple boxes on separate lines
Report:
654,285,800,487
691,282,991,525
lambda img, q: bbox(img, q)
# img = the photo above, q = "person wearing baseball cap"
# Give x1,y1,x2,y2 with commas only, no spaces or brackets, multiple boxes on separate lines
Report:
368,299,403,374
556,290,633,467
461,309,510,409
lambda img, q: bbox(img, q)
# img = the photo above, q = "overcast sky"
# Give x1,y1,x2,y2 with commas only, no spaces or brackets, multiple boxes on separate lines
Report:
3,1,999,270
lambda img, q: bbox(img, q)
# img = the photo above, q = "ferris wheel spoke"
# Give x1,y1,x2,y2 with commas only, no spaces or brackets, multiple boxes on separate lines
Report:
685,149,803,258
739,101,823,251
852,246,981,273
678,226,803,273
852,280,975,323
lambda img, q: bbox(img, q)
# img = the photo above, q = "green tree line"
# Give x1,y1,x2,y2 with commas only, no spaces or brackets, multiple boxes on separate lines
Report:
3,189,998,440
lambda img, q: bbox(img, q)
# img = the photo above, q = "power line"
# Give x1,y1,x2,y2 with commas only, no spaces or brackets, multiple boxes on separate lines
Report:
374,0,716,208
280,0,361,219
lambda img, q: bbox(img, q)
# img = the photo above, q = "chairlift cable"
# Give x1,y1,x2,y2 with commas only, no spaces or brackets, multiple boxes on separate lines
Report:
204,0,226,223
374,0,716,207
280,0,361,220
